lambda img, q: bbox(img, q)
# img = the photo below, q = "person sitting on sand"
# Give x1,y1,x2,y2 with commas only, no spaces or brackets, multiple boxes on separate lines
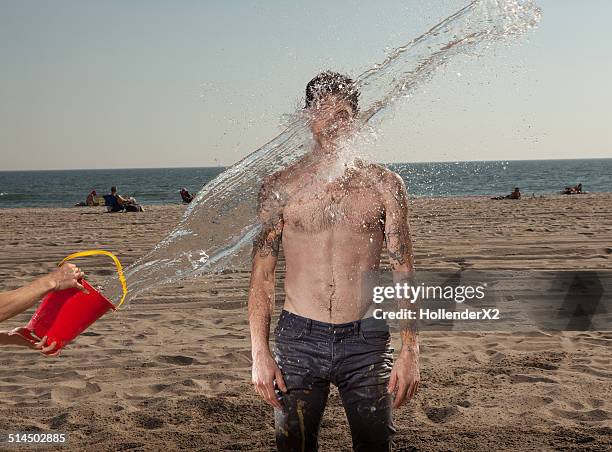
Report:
86,189,97,206
123,196,144,212
104,186,144,212
492,187,521,200
75,189,98,207
104,186,128,212
563,183,583,195
0,263,86,354
180,188,194,204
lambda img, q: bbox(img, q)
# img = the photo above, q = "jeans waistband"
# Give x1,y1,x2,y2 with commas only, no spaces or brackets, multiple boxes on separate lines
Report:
278,309,388,335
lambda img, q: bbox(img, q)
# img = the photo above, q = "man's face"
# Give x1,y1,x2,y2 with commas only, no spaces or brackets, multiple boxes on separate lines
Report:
308,94,355,142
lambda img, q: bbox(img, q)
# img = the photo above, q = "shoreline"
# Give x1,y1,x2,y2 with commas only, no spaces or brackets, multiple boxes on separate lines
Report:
0,190,608,210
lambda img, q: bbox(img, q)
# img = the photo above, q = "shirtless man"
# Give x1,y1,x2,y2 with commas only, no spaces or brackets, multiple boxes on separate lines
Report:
248,71,419,451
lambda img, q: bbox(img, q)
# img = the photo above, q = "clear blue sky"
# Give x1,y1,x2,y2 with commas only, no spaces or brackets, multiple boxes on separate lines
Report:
0,0,610,170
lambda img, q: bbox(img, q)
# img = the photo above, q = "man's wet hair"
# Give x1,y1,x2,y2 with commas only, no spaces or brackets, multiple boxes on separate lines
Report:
305,71,359,115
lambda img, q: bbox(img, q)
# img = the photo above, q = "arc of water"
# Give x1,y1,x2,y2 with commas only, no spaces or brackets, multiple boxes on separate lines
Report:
107,0,541,303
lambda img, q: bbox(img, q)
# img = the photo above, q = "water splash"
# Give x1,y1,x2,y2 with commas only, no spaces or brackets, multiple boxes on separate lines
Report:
107,0,541,303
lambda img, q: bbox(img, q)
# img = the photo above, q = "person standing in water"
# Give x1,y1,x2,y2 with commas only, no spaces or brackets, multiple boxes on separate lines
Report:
248,71,419,451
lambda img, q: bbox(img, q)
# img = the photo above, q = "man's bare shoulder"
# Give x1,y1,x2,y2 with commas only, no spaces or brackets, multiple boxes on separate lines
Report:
260,170,282,192
355,161,405,193
260,171,290,199
258,161,306,208
260,157,311,194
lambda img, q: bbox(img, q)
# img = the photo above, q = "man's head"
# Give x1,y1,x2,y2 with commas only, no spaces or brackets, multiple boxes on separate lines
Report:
111,186,117,194
305,71,359,142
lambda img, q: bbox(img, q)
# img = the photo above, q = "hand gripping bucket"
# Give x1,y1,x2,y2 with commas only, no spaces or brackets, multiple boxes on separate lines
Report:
12,250,128,354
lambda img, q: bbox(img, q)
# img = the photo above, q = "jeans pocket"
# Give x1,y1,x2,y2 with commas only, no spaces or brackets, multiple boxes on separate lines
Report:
359,329,391,346
274,321,307,340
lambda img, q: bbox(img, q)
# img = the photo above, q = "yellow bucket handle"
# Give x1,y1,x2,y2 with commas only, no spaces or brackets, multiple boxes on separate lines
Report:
59,250,128,309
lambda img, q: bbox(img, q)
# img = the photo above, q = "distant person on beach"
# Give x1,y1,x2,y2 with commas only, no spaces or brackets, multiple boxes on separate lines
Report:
75,189,97,207
105,186,127,212
249,72,419,451
492,187,521,200
0,263,86,354
510,187,521,199
86,189,97,206
180,188,194,204
563,183,583,195
105,186,144,212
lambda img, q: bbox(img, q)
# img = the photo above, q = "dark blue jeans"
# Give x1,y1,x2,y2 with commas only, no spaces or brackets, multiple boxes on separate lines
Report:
273,310,396,452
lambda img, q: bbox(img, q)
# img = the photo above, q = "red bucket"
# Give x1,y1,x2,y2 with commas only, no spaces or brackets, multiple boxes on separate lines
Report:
11,250,127,354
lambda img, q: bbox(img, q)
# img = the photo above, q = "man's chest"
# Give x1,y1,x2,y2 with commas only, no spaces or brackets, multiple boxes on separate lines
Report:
283,182,385,234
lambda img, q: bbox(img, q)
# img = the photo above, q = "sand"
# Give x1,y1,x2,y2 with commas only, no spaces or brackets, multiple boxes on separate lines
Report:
0,194,610,451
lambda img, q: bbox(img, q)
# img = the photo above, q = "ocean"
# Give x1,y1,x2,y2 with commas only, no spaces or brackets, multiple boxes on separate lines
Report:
0,159,610,208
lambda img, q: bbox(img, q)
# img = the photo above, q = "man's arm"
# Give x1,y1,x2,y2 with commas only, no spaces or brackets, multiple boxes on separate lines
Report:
248,176,287,409
383,172,420,408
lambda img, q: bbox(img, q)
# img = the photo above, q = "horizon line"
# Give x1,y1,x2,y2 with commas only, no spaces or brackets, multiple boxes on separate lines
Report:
1,156,610,173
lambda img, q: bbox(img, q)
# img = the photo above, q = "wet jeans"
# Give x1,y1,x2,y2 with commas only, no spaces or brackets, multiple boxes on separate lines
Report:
273,310,395,452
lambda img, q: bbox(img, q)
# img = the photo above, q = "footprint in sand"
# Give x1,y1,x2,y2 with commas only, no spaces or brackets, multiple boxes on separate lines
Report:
116,442,146,450
180,379,198,388
551,408,610,422
51,382,101,403
126,384,170,398
48,412,70,429
157,355,195,366
424,406,460,423
132,412,165,429
81,331,102,337
510,374,557,384
587,398,605,409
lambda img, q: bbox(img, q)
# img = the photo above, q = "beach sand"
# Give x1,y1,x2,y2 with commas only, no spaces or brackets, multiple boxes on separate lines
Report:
0,194,610,451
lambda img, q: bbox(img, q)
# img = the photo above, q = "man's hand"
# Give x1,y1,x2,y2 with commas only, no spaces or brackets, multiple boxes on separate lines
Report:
252,349,287,409
45,263,88,293
388,348,420,408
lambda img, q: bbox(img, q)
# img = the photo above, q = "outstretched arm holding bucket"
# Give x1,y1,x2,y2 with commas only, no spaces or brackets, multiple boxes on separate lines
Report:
0,263,86,354
0,264,86,323
2,251,127,356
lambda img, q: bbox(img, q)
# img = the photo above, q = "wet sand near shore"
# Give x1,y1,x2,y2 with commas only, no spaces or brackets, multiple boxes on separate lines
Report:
0,194,610,451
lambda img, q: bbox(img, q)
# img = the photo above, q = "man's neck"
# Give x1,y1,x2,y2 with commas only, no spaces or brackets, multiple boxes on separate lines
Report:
312,137,338,156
